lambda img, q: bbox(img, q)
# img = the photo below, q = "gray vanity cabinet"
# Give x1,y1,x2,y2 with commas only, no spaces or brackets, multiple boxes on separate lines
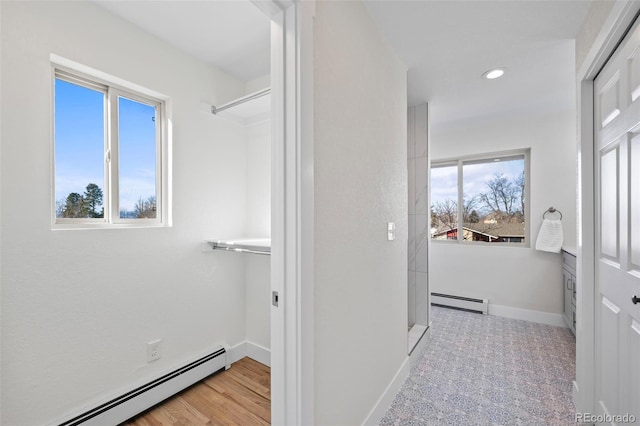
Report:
562,250,576,335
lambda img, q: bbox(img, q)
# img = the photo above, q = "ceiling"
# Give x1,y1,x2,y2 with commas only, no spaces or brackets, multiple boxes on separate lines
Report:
363,0,592,126
94,0,592,126
95,0,271,82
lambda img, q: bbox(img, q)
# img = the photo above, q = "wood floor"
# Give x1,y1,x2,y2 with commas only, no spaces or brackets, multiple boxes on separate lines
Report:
122,357,271,425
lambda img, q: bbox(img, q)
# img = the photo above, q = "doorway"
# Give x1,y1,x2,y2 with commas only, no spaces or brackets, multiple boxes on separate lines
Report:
593,13,640,420
576,1,640,417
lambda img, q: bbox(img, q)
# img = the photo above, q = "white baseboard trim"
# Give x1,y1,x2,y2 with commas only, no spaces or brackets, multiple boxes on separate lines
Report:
361,357,410,426
489,304,566,327
228,340,271,367
228,341,248,364
246,341,271,367
362,329,431,426
409,328,430,369
49,344,230,426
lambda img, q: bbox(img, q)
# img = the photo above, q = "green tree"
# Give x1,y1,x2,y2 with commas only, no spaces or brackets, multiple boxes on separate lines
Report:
83,183,103,218
62,192,86,218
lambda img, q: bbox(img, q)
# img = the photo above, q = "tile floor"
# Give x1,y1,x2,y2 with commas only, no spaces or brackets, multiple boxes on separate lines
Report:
381,306,576,425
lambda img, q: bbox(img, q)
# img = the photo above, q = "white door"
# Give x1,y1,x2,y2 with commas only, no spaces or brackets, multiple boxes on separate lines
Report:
594,15,640,421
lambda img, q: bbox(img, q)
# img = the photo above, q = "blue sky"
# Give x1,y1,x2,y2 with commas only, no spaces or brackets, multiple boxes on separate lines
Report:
431,158,524,214
117,96,157,212
55,78,156,212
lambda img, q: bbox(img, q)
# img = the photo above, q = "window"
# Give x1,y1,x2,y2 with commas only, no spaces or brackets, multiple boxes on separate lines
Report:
53,68,168,227
430,151,529,244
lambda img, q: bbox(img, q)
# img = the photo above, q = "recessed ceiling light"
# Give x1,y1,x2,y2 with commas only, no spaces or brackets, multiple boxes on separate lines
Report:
483,68,505,80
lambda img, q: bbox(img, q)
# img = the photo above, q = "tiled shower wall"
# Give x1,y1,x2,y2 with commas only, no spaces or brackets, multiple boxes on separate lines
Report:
408,104,429,328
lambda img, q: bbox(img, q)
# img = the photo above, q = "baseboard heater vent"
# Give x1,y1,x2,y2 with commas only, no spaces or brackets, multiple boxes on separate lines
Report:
431,292,489,314
58,346,229,426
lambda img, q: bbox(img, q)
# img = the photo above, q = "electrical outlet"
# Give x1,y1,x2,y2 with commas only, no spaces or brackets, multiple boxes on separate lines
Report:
147,339,162,363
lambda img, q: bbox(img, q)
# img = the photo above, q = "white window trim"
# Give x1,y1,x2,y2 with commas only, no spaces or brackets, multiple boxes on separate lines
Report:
431,148,530,247
51,55,171,229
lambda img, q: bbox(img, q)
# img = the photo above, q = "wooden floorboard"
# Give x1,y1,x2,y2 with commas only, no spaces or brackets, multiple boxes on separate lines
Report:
122,357,270,426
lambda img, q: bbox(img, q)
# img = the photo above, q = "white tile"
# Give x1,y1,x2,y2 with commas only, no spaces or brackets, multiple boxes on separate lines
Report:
407,326,427,354
415,214,428,273
415,271,428,324
414,103,428,158
408,324,428,342
408,335,418,348
408,159,416,215
407,106,415,159
408,270,416,326
408,214,416,271
425,296,430,325
415,157,428,215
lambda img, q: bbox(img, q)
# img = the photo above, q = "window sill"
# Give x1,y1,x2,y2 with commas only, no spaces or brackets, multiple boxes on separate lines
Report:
431,239,529,248
52,221,170,231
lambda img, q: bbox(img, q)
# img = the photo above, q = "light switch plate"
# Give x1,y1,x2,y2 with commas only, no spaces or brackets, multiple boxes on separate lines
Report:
387,222,395,241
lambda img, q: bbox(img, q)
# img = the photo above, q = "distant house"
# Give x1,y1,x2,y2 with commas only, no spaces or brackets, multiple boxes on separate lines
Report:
431,222,525,243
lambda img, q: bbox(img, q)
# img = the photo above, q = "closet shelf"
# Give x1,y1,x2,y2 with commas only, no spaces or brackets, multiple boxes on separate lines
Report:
208,238,271,255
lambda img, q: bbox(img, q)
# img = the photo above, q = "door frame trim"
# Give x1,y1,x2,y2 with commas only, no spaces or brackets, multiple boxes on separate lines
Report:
576,0,640,415
255,0,315,424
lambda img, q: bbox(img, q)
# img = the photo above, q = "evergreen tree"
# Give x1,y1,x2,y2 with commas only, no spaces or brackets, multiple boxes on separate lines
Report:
84,183,104,218
62,192,86,218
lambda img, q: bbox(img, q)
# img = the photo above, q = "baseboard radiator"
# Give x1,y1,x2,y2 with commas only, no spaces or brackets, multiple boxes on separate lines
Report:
431,292,489,314
58,346,229,426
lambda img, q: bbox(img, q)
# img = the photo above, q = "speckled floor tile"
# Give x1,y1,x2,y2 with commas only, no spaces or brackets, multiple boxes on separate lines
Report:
380,306,576,425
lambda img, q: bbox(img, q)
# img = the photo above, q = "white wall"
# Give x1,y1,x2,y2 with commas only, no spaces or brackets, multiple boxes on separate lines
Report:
245,119,271,351
313,1,408,424
430,46,577,320
0,2,251,424
245,75,271,96
0,1,3,419
575,0,616,74
246,121,271,238
244,255,270,351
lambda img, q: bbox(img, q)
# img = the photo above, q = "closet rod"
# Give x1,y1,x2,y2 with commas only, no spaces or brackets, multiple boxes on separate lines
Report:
213,246,270,256
209,241,271,256
211,88,270,115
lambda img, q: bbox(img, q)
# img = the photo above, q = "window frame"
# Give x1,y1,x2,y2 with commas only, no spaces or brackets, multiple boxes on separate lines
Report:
51,57,171,229
430,149,531,247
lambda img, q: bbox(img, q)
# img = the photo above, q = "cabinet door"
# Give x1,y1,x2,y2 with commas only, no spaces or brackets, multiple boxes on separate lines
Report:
563,268,573,327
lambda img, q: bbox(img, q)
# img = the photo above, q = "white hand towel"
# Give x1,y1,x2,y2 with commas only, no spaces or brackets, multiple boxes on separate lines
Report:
535,219,563,253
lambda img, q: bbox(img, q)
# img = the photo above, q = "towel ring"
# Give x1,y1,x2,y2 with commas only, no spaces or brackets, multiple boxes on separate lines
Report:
543,207,562,220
